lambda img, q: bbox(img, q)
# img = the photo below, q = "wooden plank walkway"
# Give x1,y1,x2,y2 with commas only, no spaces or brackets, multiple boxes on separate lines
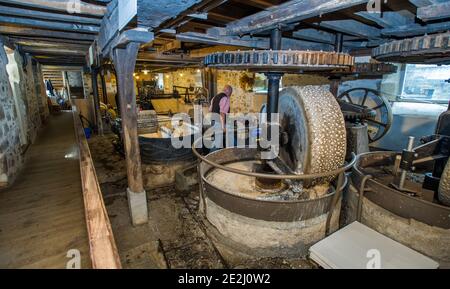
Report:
0,112,91,268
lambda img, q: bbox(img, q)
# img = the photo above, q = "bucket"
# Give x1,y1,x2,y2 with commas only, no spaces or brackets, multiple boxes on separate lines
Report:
84,127,92,139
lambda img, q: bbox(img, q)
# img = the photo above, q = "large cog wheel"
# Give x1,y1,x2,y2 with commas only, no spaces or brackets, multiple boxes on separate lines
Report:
204,50,354,72
373,32,450,64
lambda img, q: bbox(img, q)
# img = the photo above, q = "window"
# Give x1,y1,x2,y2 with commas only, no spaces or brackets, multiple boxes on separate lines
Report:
401,64,450,104
253,73,268,93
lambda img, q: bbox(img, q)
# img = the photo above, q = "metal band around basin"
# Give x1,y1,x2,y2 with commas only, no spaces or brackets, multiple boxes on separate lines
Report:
198,148,349,222
352,151,450,229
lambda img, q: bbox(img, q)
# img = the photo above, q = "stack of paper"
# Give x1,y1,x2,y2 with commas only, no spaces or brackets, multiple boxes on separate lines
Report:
309,222,439,269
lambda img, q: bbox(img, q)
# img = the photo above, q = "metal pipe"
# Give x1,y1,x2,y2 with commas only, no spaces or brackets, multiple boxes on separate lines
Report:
270,27,282,50
197,160,207,216
399,136,415,189
357,174,372,222
325,172,346,235
335,33,343,53
262,27,284,146
265,73,283,122
192,141,357,180
266,27,283,124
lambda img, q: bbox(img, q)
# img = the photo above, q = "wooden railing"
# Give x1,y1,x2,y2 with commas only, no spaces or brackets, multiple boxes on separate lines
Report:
72,107,122,269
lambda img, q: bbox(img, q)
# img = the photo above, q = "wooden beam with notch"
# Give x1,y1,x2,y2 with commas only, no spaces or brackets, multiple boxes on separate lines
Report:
223,0,368,35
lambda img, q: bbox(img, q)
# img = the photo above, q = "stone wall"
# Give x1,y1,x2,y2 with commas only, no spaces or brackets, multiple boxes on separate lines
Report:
0,42,49,188
216,70,257,113
160,68,259,113
282,74,330,87
24,56,42,143
163,68,202,94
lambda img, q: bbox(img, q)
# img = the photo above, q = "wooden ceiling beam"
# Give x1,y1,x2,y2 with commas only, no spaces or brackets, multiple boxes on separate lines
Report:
291,28,335,45
10,36,92,45
417,2,450,21
382,20,450,37
21,46,87,55
0,15,99,33
137,52,201,64
176,31,333,51
0,5,102,25
354,11,415,28
317,20,381,39
223,0,368,35
188,45,244,57
235,0,274,10
0,0,106,17
0,26,96,41
16,40,89,51
207,11,238,24
153,0,228,32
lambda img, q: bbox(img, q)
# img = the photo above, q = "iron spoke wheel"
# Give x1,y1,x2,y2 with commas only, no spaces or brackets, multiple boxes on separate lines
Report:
338,88,393,143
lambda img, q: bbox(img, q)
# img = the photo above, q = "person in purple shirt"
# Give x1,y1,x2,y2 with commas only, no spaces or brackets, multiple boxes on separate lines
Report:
209,85,232,130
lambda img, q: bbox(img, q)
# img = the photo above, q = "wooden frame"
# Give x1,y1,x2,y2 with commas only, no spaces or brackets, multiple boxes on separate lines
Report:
72,107,122,269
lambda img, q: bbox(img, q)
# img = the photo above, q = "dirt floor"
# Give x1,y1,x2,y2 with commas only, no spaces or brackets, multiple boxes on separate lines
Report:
88,133,317,269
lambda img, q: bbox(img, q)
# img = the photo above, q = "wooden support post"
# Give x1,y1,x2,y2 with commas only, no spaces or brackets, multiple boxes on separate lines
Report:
112,42,148,226
100,68,108,104
206,68,217,101
91,67,103,135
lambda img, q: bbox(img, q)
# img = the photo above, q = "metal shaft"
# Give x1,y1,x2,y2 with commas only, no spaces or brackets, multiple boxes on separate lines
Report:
270,27,282,50
266,27,283,124
399,136,415,189
266,73,283,122
335,33,343,53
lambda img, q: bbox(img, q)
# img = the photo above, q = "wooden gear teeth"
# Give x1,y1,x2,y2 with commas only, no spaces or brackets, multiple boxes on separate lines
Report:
204,50,354,72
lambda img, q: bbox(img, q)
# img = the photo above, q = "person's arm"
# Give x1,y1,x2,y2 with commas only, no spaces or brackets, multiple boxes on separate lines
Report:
219,97,230,131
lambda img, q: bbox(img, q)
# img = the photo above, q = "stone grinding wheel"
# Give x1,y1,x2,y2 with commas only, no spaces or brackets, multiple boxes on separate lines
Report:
278,86,347,185
438,159,450,206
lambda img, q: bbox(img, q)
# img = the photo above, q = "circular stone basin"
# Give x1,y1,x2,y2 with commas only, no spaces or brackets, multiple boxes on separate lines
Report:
199,148,343,257
347,151,450,266
139,123,199,163
206,160,332,201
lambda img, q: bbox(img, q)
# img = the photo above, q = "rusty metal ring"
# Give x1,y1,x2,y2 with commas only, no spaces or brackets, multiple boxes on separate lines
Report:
192,138,356,180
